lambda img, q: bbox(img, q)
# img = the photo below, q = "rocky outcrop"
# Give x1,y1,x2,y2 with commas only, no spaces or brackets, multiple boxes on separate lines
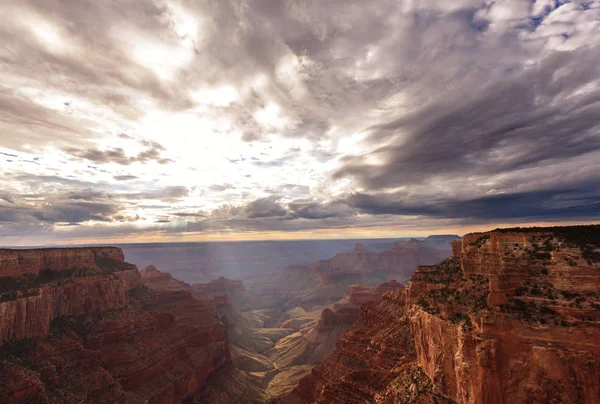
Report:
141,265,216,310
280,225,600,404
408,225,600,404
0,247,230,404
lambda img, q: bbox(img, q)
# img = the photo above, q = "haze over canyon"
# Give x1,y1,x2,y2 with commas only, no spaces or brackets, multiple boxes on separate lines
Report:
2,0,600,403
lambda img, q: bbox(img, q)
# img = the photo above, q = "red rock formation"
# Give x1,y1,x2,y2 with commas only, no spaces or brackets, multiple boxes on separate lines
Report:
0,248,230,404
141,265,216,310
277,287,447,403
0,275,132,344
213,295,233,309
316,309,342,332
408,226,600,404
279,225,600,404
0,247,127,277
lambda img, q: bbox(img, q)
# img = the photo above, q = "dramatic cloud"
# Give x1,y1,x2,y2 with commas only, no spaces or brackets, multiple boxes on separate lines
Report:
0,189,123,225
1,0,599,244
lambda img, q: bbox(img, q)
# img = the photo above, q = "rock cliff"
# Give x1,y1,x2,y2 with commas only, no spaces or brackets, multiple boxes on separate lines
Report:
0,247,230,404
279,225,600,404
0,247,128,278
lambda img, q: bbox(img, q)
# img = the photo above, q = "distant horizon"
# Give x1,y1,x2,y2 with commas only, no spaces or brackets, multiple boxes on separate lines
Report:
2,220,598,248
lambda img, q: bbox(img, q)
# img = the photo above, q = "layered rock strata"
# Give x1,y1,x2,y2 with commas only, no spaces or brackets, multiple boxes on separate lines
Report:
0,247,230,404
280,225,600,404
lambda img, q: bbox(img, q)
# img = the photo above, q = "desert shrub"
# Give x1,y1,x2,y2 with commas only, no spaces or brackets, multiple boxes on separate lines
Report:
539,305,557,316
472,234,490,248
560,290,579,300
0,338,37,363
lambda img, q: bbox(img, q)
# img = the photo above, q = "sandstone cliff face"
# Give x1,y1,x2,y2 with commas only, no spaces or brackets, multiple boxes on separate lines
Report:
0,248,230,404
281,225,600,404
0,274,131,344
408,226,600,404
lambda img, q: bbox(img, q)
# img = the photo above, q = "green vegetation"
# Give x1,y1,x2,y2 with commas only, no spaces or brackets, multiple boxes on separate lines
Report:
495,225,600,264
413,257,462,285
471,234,490,248
382,364,435,403
448,311,474,331
499,298,562,323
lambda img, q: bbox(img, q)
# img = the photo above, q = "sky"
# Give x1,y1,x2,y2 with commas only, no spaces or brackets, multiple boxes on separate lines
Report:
1,0,600,245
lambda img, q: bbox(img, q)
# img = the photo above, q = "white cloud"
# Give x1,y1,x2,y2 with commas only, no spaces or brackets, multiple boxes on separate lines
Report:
0,0,599,243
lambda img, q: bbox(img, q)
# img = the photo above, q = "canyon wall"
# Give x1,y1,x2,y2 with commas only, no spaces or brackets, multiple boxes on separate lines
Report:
281,225,600,404
407,226,600,403
0,247,127,277
0,247,230,404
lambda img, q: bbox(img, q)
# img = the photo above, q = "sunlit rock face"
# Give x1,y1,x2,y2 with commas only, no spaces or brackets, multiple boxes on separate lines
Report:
279,225,600,404
0,248,229,404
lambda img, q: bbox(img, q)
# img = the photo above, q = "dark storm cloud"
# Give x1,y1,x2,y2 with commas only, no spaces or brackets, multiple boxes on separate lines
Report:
342,181,600,222
31,201,121,223
288,200,353,220
0,193,16,204
0,191,123,224
244,196,289,219
335,47,600,190
197,197,354,223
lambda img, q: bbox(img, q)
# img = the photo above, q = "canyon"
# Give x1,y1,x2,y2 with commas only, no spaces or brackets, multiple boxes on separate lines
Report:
279,225,600,403
1,226,598,403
